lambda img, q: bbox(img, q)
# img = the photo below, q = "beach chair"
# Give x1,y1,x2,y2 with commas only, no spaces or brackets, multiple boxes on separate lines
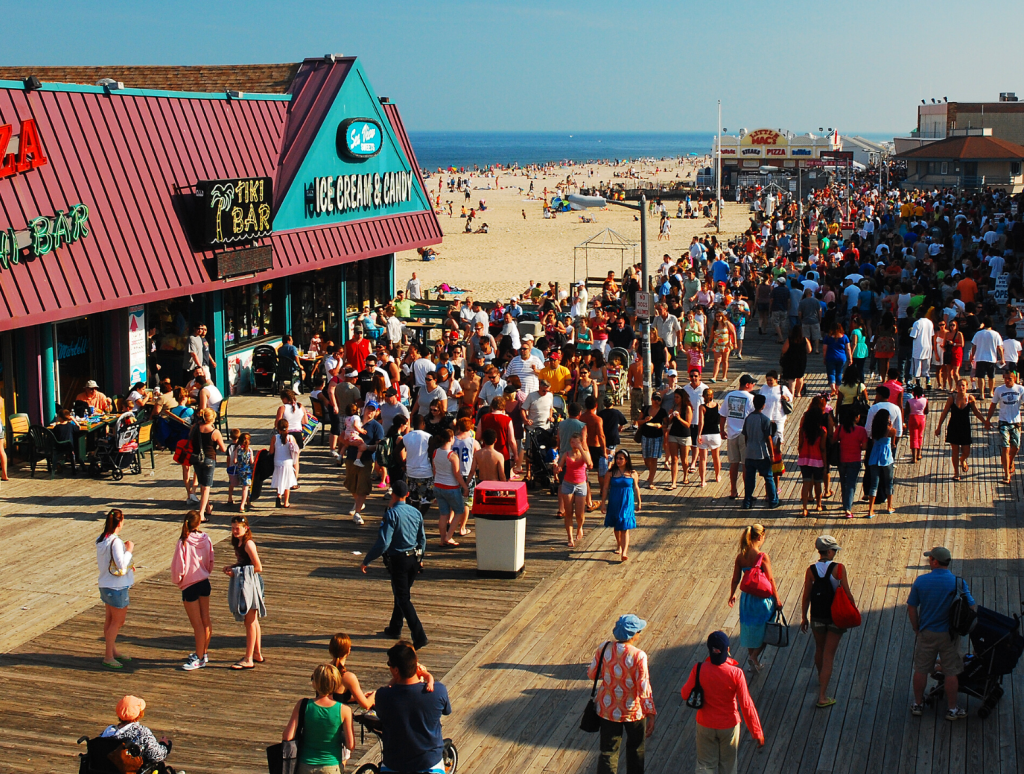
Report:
8,412,31,458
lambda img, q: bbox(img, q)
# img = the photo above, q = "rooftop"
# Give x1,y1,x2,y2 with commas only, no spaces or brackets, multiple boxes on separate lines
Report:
0,63,302,94
896,134,1024,160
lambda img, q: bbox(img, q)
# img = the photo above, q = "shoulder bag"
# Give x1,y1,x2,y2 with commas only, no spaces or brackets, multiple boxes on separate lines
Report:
267,697,308,774
763,606,790,648
739,554,774,599
580,642,609,733
685,663,704,709
188,424,205,468
831,585,862,629
108,539,134,578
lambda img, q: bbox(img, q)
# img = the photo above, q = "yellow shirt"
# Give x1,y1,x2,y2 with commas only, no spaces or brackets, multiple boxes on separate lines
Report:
539,365,571,394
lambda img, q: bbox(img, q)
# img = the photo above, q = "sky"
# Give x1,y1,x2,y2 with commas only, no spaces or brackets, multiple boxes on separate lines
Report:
5,0,1024,135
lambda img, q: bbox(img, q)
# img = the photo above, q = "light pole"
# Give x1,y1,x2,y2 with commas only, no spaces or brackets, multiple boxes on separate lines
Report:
716,100,722,233
639,194,652,408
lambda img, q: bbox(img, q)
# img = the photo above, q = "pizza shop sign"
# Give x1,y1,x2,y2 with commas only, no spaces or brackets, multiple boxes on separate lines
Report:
0,203,90,271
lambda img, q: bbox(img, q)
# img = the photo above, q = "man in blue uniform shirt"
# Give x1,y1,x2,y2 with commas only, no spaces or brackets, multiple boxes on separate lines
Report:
362,480,429,649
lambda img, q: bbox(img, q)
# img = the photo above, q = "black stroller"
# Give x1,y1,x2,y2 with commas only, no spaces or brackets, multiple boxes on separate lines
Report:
89,413,141,481
251,344,278,394
76,734,177,774
926,605,1024,718
524,426,559,496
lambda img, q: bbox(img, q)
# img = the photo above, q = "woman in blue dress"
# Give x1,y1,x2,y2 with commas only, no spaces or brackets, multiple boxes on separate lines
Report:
600,449,642,562
728,524,780,673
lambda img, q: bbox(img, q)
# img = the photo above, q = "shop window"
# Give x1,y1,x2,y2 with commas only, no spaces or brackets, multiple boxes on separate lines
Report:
345,257,392,318
1012,162,1022,176
940,162,948,175
55,316,99,407
149,296,205,381
224,280,280,349
292,267,341,351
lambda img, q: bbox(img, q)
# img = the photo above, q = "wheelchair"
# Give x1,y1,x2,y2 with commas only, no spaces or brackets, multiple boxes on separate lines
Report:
76,734,177,774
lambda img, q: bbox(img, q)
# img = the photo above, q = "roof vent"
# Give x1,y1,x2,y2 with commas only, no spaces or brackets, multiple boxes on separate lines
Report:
999,92,1018,102
226,90,244,100
379,96,391,104
324,53,344,62
23,75,42,91
96,78,124,90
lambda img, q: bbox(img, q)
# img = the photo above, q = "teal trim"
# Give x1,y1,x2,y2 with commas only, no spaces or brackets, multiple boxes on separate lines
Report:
283,277,293,337
0,79,292,102
274,60,430,232
211,291,227,396
38,324,56,424
339,265,348,344
386,253,396,298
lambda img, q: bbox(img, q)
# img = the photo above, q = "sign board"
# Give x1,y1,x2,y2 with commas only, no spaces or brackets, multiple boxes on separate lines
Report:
994,273,1010,304
215,245,274,279
1012,301,1024,338
127,306,147,386
195,177,273,247
0,202,90,271
788,180,797,192
635,291,652,317
338,118,383,159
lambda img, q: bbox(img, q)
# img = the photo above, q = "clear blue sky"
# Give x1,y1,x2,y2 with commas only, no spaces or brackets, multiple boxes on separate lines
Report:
7,0,1024,134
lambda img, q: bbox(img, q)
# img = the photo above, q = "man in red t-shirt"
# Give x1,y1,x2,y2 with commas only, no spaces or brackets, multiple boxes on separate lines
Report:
344,328,371,373
479,395,517,479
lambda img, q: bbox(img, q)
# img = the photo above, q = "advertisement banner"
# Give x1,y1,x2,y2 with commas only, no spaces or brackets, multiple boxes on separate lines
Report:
127,306,146,386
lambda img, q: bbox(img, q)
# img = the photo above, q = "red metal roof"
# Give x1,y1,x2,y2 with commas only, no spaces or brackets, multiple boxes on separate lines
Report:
896,135,1024,160
0,65,440,332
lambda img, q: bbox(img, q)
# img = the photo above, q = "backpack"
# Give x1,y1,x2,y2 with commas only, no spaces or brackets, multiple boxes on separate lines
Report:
949,577,977,637
809,562,837,620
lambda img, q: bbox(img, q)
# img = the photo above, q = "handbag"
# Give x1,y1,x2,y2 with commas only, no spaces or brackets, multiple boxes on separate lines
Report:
739,554,773,598
831,584,862,629
106,743,144,774
685,663,704,709
267,698,308,774
188,425,205,467
580,642,609,733
763,606,790,648
108,540,134,578
827,439,841,467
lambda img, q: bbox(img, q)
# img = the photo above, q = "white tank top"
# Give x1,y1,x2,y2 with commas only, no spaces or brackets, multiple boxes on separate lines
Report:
452,436,475,477
282,403,304,433
433,447,460,487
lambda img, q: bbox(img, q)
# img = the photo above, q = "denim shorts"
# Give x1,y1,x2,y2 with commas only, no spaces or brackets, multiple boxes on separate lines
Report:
560,480,587,497
999,422,1021,449
99,586,130,609
434,485,465,516
194,458,215,488
597,447,615,477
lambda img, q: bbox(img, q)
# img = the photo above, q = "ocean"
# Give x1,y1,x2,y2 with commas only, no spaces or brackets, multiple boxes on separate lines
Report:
406,131,896,172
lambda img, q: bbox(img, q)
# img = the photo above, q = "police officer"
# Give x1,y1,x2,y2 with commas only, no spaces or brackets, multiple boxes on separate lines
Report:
361,480,429,649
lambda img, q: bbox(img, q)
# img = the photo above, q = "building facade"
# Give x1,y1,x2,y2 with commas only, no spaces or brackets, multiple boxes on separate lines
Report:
0,57,441,427
712,128,842,188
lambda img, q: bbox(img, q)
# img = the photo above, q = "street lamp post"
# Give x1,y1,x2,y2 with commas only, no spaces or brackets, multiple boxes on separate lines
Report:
716,100,722,233
639,195,652,407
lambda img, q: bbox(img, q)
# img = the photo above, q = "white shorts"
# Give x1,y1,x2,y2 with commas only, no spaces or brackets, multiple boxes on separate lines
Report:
911,357,930,378
736,326,746,341
698,434,722,450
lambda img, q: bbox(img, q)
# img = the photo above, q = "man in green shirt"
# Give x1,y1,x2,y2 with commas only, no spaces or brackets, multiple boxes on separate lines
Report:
393,290,414,318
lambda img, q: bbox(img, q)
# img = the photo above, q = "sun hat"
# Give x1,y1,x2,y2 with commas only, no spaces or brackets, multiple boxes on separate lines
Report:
612,614,647,642
707,631,730,665
116,695,146,722
815,535,840,553
85,380,99,389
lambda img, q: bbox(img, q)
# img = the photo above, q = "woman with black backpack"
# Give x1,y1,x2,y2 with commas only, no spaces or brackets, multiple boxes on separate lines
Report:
799,535,857,708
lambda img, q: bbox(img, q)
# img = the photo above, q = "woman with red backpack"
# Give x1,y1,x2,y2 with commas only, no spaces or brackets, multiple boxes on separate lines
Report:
727,525,780,673
800,535,859,708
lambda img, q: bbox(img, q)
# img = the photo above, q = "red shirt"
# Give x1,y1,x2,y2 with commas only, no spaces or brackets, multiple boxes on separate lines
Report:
957,277,978,304
881,379,903,409
680,657,763,738
344,338,371,372
480,412,513,460
838,425,869,463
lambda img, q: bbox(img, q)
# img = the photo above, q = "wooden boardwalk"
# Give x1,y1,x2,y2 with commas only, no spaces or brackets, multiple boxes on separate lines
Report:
2,337,1024,774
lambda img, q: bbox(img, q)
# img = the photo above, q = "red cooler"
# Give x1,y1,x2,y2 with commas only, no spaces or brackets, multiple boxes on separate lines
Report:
472,481,528,578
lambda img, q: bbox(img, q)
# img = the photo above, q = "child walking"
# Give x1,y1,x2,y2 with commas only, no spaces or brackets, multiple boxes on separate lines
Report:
234,433,255,512
225,428,241,504
270,419,300,508
906,385,928,463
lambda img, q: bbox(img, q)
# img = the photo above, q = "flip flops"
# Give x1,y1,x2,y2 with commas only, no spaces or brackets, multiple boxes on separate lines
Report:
816,698,837,708
231,661,255,670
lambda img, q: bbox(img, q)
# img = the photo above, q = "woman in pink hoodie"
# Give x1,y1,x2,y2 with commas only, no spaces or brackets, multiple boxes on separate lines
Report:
171,510,214,671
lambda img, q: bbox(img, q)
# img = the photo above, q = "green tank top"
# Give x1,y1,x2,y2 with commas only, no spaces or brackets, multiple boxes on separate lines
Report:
299,700,345,766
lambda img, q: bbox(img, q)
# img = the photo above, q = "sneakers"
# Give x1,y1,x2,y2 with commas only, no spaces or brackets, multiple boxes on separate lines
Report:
910,703,924,716
945,707,967,721
353,513,365,525
187,493,200,503
182,653,207,671
330,450,341,460
353,458,365,468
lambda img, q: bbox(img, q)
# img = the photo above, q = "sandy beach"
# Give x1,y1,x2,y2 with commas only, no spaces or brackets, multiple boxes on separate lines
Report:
397,158,752,301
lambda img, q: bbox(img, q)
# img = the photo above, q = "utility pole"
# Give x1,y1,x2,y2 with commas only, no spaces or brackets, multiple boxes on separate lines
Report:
716,100,722,233
639,194,652,408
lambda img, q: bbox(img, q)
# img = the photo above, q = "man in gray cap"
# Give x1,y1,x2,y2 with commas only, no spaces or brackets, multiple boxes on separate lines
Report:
587,614,656,774
907,546,976,720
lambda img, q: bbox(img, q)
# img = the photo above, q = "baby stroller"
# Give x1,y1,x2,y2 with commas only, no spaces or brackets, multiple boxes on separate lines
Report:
605,347,631,407
524,426,559,496
251,344,278,394
89,413,141,481
925,605,1024,718
76,734,177,774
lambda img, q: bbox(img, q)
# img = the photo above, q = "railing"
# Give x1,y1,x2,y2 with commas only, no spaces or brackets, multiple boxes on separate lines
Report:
903,174,1016,189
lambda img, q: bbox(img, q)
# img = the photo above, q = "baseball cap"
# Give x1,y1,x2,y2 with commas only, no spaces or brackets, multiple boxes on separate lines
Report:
924,546,952,563
522,334,535,341
707,631,730,666
739,374,755,386
815,535,840,553
665,369,678,377
391,480,409,498
385,387,398,397
612,614,647,642
345,369,358,378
